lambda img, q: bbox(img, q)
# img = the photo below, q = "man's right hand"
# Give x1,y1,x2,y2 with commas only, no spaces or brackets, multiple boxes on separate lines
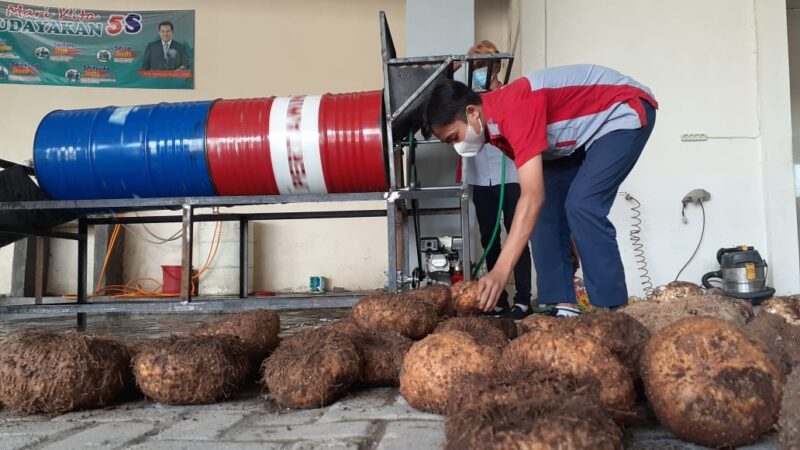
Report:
477,269,509,312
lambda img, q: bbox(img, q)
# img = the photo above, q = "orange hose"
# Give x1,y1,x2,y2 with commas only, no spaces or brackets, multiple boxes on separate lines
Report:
76,212,223,299
94,223,121,293
193,220,222,279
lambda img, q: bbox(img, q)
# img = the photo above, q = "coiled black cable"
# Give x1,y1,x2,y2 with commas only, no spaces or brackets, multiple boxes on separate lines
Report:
619,192,654,297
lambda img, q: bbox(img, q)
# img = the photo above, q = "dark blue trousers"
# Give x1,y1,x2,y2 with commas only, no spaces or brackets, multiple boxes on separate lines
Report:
530,102,656,308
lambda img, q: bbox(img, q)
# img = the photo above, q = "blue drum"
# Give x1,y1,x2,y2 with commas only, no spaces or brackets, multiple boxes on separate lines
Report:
34,101,216,200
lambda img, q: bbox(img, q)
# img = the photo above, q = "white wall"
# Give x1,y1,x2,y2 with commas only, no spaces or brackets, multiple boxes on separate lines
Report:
519,0,800,296
756,0,799,295
786,6,800,266
790,8,800,190
405,0,475,278
407,0,474,57
476,0,522,80
0,0,406,296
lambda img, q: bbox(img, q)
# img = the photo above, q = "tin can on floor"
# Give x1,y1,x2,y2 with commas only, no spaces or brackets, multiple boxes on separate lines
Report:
309,276,326,294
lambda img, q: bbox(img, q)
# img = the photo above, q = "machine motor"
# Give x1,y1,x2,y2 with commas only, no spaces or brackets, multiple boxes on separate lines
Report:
420,236,463,283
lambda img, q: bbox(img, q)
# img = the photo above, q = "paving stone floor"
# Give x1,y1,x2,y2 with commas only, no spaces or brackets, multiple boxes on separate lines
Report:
0,308,781,449
0,387,779,449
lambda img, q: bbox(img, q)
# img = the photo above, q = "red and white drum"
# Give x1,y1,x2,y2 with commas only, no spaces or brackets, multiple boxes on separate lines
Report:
206,90,387,196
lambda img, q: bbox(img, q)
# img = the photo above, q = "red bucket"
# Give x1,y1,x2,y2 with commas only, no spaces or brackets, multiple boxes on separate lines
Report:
161,265,184,294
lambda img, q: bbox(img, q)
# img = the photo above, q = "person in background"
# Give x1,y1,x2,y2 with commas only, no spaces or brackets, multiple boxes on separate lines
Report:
459,41,533,319
141,21,191,71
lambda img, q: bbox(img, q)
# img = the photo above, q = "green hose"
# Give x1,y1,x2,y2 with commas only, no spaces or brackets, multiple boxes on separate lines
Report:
472,155,507,278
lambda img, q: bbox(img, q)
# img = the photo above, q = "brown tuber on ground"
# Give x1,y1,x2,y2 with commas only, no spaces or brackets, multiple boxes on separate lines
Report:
501,326,635,423
484,316,519,340
517,312,649,380
445,395,623,450
712,294,755,322
619,295,749,333
446,368,591,417
262,328,360,408
779,369,800,450
127,338,157,359
641,317,783,448
325,317,362,335
406,285,452,316
517,314,572,335
449,281,483,315
134,335,250,405
575,310,651,380
705,287,727,296
400,330,499,414
650,281,703,301
352,293,438,339
192,309,280,366
0,331,133,414
433,316,508,349
355,330,413,386
331,328,413,387
746,312,800,377
761,295,800,327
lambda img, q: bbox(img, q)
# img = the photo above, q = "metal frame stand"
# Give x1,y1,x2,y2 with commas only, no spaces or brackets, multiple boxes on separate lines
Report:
378,11,514,291
0,192,466,315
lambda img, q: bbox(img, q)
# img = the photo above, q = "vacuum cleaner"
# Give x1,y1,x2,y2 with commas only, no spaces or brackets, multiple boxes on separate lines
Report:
702,245,775,304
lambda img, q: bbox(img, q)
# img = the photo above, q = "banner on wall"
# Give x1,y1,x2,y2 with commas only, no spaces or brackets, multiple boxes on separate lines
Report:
0,2,194,89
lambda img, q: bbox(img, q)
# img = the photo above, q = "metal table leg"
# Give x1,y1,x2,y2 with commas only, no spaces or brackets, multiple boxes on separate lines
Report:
239,219,249,299
77,219,88,329
180,204,194,302
387,200,398,291
34,236,47,305
460,189,472,281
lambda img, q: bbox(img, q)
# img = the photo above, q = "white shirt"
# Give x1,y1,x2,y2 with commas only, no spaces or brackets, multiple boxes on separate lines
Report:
467,143,518,186
162,40,172,58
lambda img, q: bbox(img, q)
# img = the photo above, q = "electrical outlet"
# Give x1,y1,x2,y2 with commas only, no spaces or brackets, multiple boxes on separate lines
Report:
681,133,708,142
682,189,711,205
681,188,710,224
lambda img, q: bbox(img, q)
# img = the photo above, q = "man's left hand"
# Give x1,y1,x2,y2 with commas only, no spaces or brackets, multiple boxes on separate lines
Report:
477,269,509,312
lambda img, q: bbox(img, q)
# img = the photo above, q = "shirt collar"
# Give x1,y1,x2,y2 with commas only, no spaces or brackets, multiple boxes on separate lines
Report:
480,92,501,137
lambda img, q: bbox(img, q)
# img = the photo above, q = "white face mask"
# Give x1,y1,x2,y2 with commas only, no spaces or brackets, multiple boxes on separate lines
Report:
472,67,489,89
453,108,485,157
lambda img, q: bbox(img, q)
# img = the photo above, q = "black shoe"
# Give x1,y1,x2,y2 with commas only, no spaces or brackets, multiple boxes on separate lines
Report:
483,303,510,317
547,304,581,317
509,303,532,320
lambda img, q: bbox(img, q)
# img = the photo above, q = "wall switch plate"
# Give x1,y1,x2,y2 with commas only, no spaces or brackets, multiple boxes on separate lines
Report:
681,133,709,142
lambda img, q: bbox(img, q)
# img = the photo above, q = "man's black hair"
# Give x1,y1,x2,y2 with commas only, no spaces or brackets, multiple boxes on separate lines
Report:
158,21,174,31
422,80,481,138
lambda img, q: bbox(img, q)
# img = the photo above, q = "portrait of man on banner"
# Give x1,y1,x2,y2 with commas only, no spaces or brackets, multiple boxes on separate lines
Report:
140,20,191,75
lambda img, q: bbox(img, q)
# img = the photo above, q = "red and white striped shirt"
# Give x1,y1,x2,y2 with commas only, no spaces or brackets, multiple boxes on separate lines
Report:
481,64,658,168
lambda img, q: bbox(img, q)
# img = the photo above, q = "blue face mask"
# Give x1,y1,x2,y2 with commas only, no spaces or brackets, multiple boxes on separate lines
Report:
472,67,489,89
